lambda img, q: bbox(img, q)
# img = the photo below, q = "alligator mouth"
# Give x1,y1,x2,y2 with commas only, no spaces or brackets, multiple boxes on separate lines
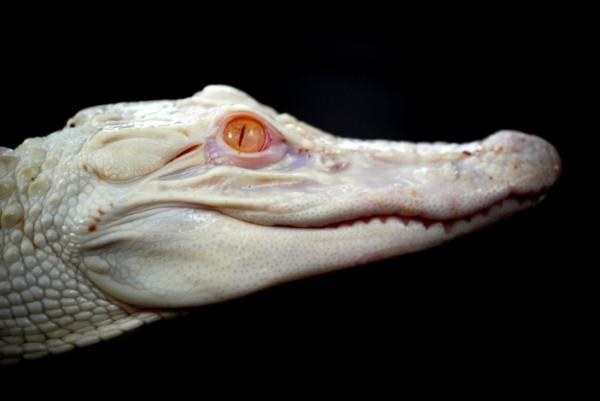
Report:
279,190,548,233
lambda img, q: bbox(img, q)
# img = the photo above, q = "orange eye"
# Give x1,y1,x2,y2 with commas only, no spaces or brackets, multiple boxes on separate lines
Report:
223,118,268,152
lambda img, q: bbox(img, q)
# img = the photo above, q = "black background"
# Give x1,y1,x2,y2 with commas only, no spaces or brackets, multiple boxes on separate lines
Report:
1,9,592,394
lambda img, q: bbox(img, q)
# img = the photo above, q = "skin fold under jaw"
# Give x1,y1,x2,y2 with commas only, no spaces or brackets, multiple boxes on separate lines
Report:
0,85,561,363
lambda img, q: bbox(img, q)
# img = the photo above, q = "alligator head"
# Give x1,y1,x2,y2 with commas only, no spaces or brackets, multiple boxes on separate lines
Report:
0,85,561,362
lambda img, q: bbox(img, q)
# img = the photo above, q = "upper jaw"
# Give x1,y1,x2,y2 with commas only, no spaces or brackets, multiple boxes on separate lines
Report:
209,130,561,228
119,130,560,231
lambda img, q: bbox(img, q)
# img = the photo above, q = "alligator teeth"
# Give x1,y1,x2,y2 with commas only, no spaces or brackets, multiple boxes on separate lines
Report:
336,194,543,235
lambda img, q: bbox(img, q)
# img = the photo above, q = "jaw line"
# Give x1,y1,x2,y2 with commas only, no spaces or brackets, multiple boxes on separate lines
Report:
99,185,549,241
267,189,548,234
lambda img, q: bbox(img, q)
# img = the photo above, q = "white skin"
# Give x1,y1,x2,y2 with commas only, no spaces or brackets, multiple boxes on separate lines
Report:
0,86,561,362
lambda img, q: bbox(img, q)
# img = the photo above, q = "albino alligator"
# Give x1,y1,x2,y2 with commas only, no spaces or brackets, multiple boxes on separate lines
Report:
0,86,561,363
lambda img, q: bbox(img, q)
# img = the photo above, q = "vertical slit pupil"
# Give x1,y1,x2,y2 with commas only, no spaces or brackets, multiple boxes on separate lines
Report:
238,124,246,147
224,118,266,152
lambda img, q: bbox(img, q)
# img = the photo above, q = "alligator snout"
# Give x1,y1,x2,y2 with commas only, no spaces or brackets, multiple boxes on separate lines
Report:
482,130,562,193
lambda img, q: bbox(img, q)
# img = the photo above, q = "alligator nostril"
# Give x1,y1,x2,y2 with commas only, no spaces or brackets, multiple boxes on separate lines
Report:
484,130,538,153
485,130,562,188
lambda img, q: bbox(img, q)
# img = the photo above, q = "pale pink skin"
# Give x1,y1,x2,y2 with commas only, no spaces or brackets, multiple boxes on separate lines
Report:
0,85,561,362
72,86,560,307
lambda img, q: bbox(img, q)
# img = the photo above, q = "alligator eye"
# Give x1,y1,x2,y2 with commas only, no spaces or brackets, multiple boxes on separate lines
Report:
223,118,269,152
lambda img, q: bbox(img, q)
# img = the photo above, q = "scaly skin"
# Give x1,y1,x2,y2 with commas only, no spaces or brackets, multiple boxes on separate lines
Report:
0,86,561,363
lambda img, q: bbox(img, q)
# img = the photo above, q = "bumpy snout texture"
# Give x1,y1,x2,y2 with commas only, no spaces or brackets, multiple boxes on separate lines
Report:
215,129,561,228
